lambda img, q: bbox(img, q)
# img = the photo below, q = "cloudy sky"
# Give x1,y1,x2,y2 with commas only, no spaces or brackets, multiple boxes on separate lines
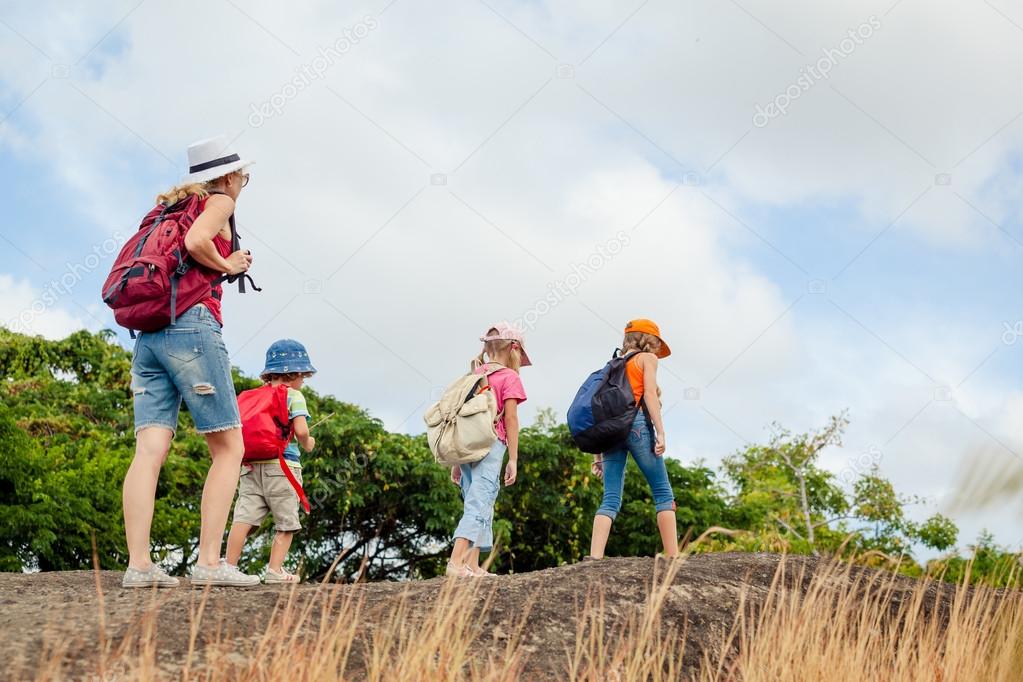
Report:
2,0,1022,559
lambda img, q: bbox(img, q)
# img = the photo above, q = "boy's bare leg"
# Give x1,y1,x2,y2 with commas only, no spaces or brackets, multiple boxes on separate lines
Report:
269,530,294,573
225,522,253,566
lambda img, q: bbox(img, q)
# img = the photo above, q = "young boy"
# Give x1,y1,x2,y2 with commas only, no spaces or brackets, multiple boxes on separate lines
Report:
225,339,316,584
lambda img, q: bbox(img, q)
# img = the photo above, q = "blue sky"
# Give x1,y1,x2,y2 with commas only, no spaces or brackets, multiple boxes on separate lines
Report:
3,0,1023,559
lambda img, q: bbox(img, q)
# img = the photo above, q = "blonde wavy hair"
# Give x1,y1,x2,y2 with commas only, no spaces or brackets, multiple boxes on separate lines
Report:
623,332,664,401
471,328,522,373
155,171,239,205
622,331,662,355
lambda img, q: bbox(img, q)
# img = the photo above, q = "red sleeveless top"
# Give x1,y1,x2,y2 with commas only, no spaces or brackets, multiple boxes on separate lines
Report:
196,197,234,327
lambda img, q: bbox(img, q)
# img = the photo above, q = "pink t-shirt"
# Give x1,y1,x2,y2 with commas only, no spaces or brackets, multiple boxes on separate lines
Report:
475,365,527,442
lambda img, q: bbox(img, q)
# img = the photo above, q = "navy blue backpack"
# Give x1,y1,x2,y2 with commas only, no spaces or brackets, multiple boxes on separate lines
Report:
567,350,645,453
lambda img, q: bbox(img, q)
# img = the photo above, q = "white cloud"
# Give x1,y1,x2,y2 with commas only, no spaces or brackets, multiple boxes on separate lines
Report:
0,274,93,339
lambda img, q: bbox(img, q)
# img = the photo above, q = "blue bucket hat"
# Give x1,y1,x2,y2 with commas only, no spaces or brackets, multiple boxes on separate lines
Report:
261,339,317,378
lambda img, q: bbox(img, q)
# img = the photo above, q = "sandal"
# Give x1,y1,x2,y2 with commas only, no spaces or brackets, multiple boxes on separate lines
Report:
265,568,300,584
467,566,495,577
445,562,473,578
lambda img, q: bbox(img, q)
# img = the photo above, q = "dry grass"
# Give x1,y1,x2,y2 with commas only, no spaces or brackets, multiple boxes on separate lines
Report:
23,555,1023,682
711,560,1023,682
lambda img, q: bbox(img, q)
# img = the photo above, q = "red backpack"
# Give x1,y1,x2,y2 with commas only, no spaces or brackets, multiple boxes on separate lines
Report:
101,192,257,333
238,383,310,513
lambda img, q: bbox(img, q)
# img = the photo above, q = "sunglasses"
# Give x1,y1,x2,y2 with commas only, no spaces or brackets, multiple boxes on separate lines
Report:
239,172,250,188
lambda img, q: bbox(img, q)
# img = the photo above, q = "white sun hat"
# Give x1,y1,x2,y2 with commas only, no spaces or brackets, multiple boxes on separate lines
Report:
181,134,255,184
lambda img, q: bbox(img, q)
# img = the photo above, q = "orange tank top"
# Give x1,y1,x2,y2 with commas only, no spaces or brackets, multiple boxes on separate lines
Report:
625,354,644,405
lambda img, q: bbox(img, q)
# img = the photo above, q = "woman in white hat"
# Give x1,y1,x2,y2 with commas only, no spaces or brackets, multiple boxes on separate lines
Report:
121,135,261,588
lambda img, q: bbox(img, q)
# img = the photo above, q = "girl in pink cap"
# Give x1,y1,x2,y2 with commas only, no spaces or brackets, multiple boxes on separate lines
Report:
447,323,531,577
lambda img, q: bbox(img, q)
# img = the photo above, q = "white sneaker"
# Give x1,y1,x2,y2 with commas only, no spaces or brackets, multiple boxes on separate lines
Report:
265,568,301,584
122,564,180,588
190,559,260,587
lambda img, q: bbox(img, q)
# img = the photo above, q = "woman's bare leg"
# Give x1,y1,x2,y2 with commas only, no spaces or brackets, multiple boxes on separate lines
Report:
197,428,244,567
123,427,174,569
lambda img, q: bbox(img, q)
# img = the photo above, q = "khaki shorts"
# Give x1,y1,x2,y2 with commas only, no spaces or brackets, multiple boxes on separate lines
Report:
233,461,303,532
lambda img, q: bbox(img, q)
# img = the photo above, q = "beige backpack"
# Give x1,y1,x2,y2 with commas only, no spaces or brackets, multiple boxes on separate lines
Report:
424,363,505,466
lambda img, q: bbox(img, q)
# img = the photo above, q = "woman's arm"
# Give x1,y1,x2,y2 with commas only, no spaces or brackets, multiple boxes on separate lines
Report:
183,194,251,274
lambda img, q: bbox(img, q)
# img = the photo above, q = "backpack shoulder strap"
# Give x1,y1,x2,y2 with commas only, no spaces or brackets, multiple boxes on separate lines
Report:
482,361,506,377
203,190,262,294
478,362,510,422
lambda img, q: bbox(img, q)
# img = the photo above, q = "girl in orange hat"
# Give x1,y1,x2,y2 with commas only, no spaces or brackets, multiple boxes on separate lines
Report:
588,319,678,559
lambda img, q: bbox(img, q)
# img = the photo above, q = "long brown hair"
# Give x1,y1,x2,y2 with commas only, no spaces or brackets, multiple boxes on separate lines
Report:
623,332,663,401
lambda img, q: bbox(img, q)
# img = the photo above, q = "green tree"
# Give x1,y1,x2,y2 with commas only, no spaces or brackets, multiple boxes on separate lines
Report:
0,329,991,583
493,409,729,569
721,413,958,561
492,410,603,572
925,531,1021,587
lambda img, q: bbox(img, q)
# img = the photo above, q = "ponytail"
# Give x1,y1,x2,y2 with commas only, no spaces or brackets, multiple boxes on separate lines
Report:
155,169,239,206
155,183,209,206
471,333,522,373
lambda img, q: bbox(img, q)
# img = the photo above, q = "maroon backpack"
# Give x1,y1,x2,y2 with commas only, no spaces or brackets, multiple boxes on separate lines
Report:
102,192,258,333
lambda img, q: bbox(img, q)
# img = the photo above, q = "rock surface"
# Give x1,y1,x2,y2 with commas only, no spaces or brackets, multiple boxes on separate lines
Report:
0,553,961,680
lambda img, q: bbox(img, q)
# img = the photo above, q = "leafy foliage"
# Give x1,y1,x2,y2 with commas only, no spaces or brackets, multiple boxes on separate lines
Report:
0,327,1011,585
927,531,1022,587
720,414,958,564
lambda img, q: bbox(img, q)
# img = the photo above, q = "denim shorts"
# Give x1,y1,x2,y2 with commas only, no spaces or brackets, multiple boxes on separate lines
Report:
596,410,676,520
131,304,241,435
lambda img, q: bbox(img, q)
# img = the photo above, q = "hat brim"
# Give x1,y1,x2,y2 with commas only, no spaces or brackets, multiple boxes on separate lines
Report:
259,364,317,378
182,159,255,185
655,341,671,359
518,348,533,366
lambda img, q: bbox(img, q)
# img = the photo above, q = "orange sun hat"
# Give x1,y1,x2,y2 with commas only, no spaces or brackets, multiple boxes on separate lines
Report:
624,318,671,358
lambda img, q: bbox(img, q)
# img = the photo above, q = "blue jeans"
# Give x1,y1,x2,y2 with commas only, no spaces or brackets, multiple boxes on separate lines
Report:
453,440,507,552
596,411,675,520
131,304,241,435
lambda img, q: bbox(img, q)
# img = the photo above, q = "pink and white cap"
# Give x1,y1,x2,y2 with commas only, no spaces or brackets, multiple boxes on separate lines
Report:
481,321,532,366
